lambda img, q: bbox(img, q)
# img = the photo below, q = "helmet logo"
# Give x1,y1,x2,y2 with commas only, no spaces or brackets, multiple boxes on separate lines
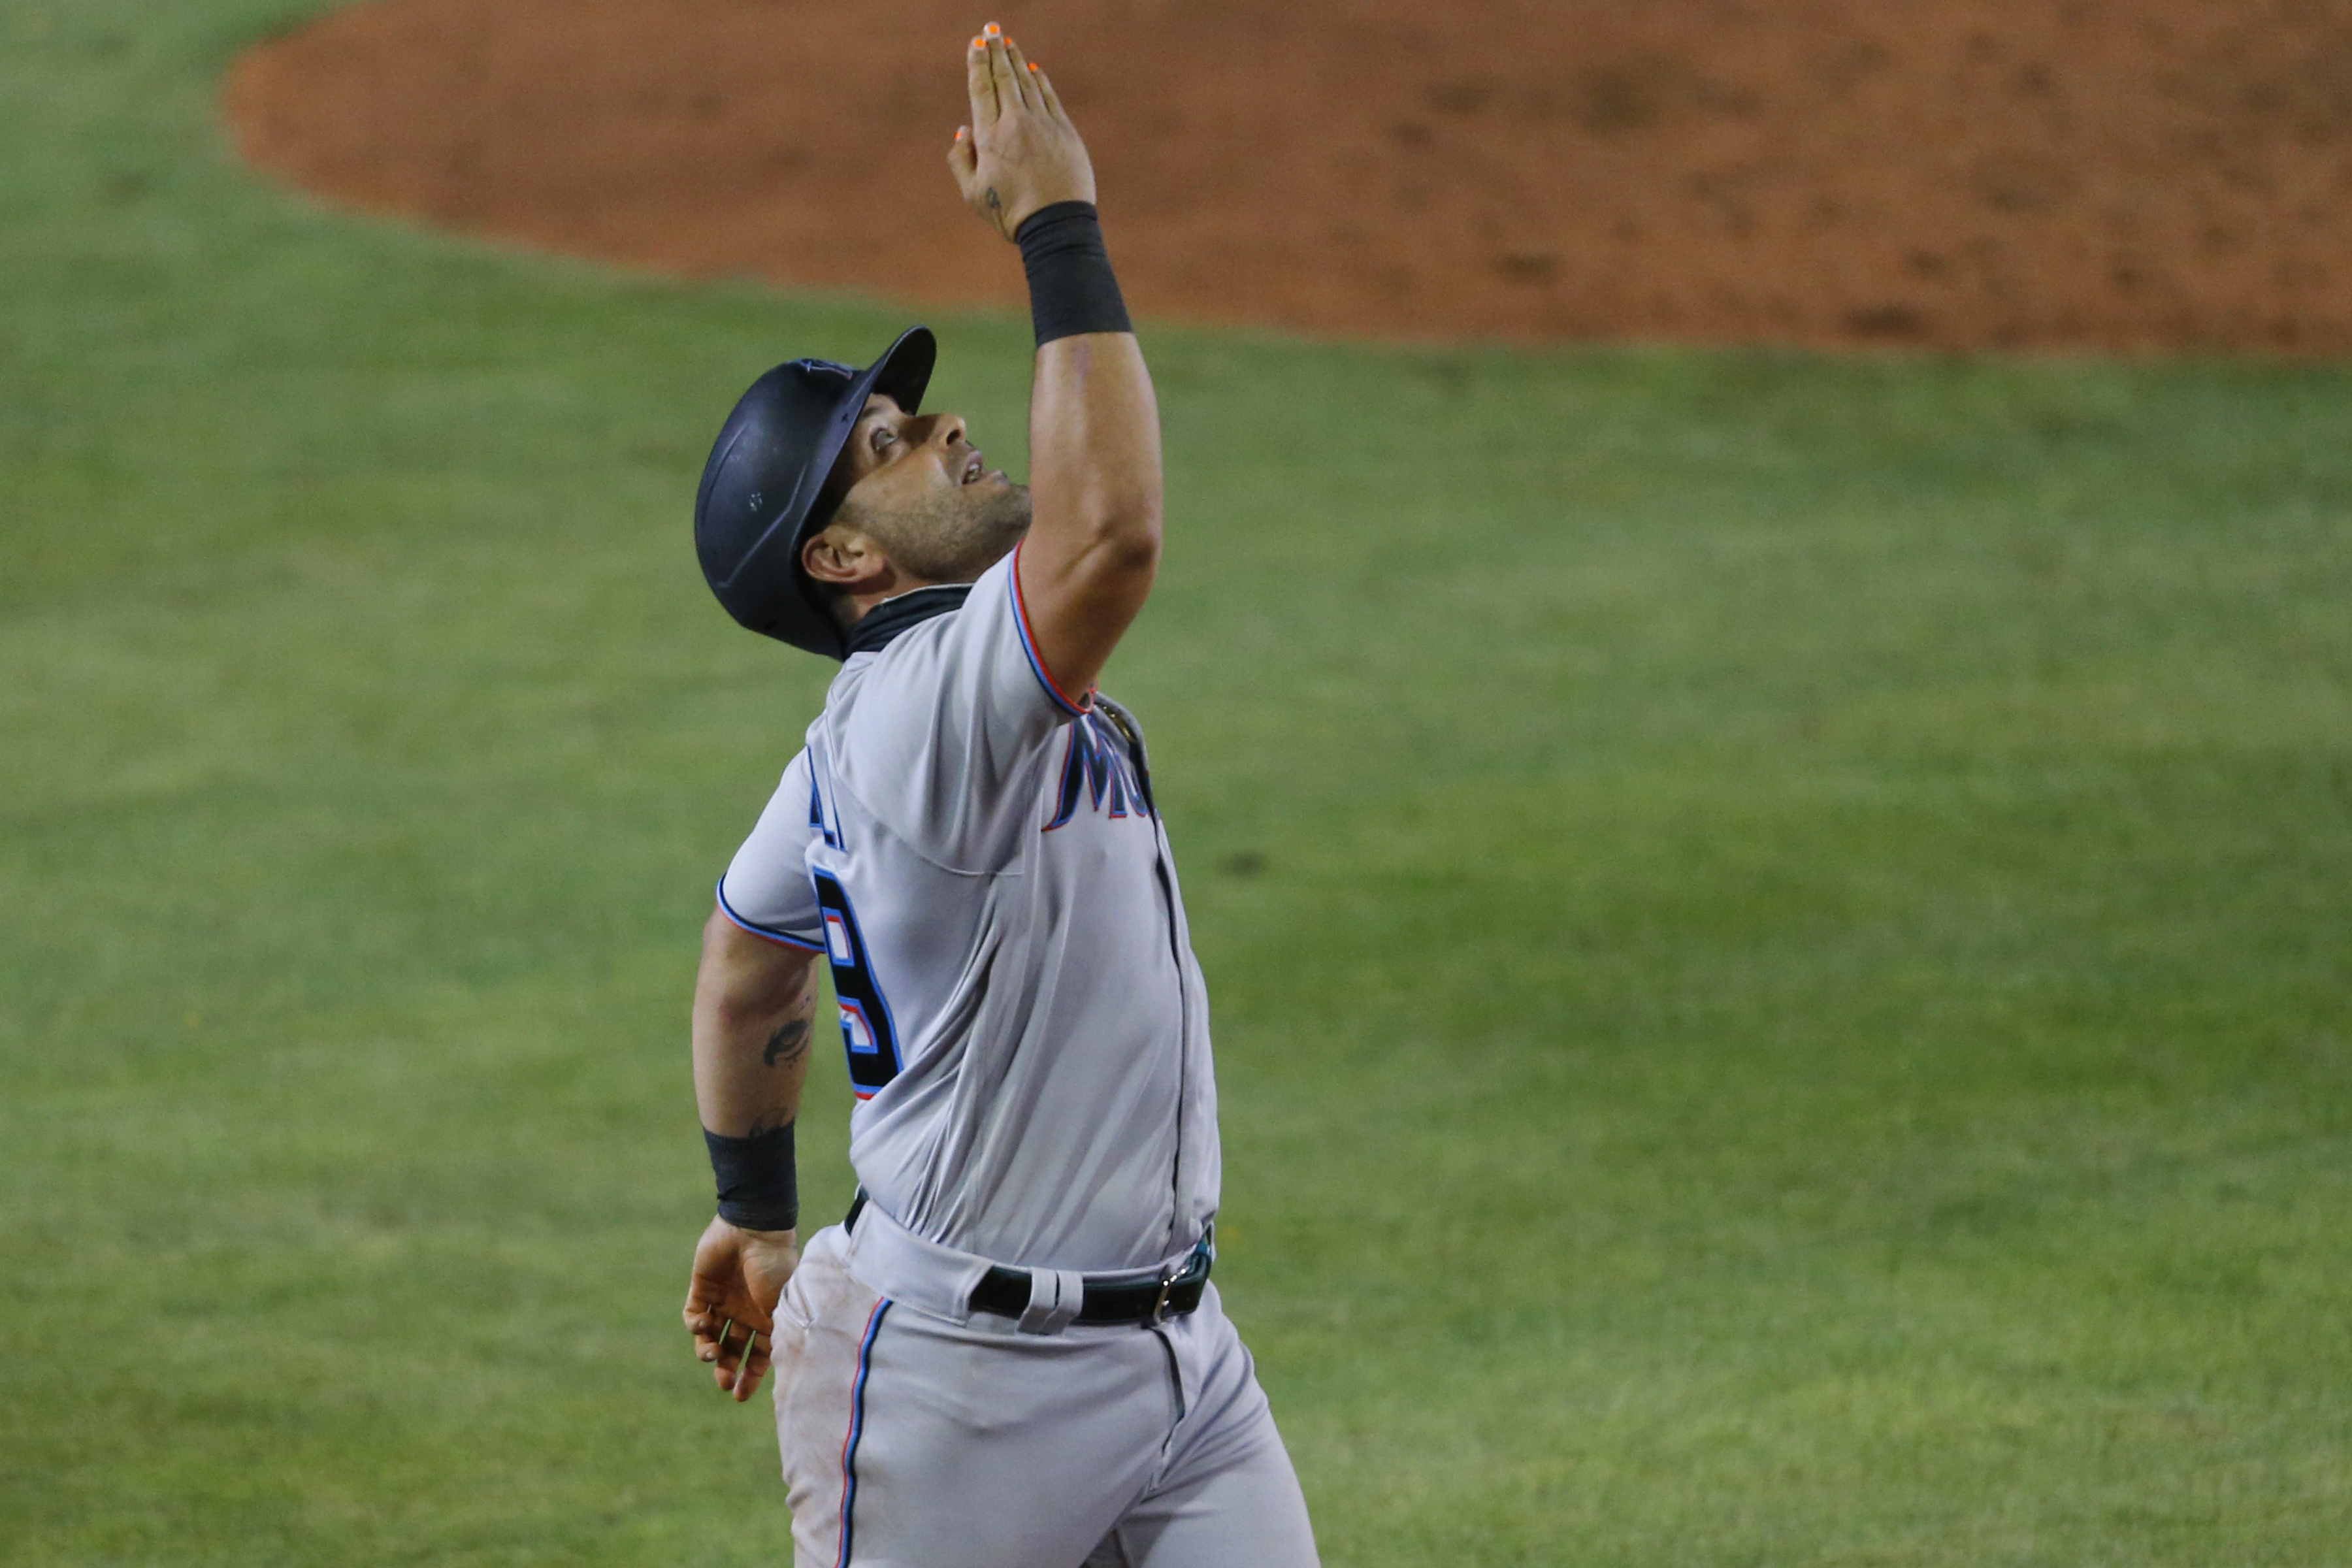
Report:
747,491,763,512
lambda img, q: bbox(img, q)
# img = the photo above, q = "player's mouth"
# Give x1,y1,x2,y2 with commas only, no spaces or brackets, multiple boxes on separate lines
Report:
960,451,986,485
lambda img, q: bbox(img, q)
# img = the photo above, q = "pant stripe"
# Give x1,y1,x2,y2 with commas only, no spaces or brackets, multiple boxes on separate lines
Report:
835,1298,890,1567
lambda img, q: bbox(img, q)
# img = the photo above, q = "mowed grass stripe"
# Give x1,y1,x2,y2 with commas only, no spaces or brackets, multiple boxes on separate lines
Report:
4,2,2351,1564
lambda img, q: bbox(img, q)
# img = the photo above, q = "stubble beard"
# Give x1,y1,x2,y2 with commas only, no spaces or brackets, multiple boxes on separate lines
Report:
849,482,1034,585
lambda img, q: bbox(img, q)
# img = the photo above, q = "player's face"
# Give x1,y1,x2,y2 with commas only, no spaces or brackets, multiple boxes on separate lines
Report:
830,394,1032,582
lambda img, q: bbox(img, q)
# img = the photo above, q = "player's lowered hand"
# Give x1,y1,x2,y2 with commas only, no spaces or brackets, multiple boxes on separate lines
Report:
683,1215,798,1402
948,24,1095,240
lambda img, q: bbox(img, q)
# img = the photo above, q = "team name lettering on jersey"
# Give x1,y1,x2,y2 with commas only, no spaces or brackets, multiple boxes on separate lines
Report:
1043,710,1150,831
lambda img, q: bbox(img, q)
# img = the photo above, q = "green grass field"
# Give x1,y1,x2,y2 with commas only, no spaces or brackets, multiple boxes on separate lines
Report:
6,2,2351,1563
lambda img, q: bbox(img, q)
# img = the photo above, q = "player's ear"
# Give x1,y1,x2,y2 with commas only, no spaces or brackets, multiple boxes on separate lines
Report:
801,521,889,591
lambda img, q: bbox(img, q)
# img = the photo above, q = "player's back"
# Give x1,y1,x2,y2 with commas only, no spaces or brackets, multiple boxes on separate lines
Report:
719,549,1220,1274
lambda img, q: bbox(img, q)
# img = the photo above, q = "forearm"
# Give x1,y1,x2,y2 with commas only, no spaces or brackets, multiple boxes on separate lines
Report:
692,990,811,1137
691,913,817,1137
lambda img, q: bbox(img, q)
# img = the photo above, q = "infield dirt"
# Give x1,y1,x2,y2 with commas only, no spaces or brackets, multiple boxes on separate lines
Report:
226,0,2352,354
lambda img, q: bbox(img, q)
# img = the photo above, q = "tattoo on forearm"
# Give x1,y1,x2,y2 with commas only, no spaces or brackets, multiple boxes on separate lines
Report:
747,1108,794,1137
763,1016,811,1068
985,187,1004,225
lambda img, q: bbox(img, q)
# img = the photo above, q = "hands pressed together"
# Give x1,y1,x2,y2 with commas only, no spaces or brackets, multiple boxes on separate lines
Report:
948,22,1096,240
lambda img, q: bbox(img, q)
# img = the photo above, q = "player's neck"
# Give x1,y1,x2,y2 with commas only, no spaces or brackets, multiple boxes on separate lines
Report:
840,580,977,657
842,576,956,626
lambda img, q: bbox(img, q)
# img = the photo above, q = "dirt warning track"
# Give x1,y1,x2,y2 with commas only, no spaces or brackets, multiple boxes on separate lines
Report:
226,0,2352,353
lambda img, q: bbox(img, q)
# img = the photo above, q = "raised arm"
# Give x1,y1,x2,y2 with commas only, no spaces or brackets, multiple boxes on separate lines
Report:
949,26,1163,698
681,907,819,1402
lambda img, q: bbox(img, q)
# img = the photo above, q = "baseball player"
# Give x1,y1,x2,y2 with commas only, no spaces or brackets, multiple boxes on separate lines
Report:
676,25,1320,1568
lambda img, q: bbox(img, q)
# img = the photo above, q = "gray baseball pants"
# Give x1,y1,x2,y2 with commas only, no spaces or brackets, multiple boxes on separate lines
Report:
770,1224,1320,1567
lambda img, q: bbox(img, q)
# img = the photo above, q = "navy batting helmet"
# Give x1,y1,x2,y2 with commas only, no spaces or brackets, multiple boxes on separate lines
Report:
694,325,937,658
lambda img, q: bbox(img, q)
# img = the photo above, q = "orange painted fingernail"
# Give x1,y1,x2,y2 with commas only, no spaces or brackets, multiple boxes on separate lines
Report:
955,126,966,140
1027,61,1038,71
972,35,985,48
985,22,1001,35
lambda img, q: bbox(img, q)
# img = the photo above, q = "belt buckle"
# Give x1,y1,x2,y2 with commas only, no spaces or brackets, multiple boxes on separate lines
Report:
1147,1270,1176,1326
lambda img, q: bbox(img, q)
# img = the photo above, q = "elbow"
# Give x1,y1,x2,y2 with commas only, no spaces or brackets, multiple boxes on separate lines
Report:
704,962,810,1030
1085,497,1162,576
1099,521,1161,578
698,906,815,1019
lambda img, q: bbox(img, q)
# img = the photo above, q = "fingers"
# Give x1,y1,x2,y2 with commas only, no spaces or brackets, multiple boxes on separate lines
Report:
704,1317,772,1400
691,1299,728,1363
683,1279,721,1335
981,25,1033,114
999,33,1041,112
707,1317,741,1377
963,26,1067,137
947,123,977,189
966,31,998,122
731,1329,773,1401
1028,57,1068,124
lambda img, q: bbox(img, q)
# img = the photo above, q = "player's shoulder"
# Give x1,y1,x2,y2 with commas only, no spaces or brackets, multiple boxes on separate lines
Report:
810,551,1072,868
822,553,1022,717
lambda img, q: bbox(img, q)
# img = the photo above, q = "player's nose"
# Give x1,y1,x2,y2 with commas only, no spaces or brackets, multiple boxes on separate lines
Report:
924,412,968,450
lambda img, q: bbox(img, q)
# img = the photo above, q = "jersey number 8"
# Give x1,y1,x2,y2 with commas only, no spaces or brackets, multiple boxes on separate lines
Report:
810,869,902,1099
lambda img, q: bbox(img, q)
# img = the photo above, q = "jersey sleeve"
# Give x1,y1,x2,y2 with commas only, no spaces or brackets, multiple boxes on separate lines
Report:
716,749,825,951
832,545,1087,870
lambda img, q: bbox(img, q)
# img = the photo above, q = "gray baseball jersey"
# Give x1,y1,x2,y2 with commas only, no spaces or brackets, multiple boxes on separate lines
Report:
718,546,1220,1274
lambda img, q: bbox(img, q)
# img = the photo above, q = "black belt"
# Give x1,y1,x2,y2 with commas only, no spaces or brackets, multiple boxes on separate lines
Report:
844,1190,1211,1327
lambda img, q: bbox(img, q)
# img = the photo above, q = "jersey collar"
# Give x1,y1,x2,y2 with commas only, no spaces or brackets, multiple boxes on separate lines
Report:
843,583,973,657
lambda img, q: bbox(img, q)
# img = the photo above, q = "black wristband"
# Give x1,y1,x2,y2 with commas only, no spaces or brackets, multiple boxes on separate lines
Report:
1016,200,1133,346
704,1122,798,1232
